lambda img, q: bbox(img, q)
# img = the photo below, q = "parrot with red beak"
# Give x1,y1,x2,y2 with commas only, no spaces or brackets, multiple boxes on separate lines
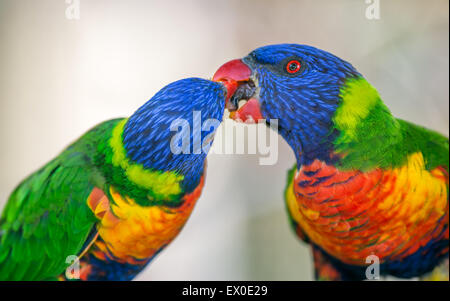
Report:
213,44,449,280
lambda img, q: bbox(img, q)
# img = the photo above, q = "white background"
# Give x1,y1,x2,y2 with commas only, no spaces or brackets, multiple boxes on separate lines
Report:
0,0,448,280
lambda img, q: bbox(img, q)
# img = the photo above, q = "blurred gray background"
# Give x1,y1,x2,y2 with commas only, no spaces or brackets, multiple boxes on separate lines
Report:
0,0,448,280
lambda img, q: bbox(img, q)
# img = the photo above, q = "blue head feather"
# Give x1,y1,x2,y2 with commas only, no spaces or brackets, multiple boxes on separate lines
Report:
244,44,360,167
123,78,225,192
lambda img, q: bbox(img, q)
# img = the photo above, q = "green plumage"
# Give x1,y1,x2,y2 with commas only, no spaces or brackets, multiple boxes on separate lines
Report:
0,77,226,281
0,119,120,280
396,119,449,171
335,117,449,172
333,78,449,172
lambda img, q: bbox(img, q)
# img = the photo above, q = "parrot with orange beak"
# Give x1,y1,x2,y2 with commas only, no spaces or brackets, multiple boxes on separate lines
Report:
214,44,449,280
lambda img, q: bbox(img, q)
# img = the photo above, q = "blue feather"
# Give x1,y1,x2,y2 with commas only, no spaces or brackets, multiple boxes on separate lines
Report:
123,78,225,192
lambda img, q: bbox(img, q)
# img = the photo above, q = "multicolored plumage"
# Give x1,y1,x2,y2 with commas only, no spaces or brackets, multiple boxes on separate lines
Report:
213,44,449,280
0,78,225,280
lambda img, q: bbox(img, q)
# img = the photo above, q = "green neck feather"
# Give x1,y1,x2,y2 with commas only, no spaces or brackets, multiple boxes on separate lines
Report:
332,77,403,171
96,119,185,206
332,77,448,172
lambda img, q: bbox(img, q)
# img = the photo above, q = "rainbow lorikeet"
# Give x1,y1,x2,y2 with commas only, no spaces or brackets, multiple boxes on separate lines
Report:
0,78,225,280
213,44,449,280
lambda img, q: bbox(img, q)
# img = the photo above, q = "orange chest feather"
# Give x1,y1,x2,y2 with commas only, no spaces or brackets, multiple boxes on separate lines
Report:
286,153,449,265
87,177,204,264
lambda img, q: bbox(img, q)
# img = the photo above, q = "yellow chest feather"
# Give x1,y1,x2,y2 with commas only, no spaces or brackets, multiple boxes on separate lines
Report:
87,184,201,264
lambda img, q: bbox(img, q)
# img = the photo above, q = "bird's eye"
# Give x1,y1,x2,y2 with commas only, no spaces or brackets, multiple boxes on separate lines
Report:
285,60,301,74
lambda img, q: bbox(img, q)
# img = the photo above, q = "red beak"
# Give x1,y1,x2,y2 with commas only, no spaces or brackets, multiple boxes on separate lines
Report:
213,59,263,122
213,59,252,102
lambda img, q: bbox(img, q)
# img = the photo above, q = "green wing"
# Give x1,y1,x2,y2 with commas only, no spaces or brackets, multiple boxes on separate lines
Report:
0,120,119,280
397,119,449,172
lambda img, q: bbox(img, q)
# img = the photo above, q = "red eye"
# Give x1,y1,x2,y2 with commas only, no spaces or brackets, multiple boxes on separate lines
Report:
286,60,301,74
